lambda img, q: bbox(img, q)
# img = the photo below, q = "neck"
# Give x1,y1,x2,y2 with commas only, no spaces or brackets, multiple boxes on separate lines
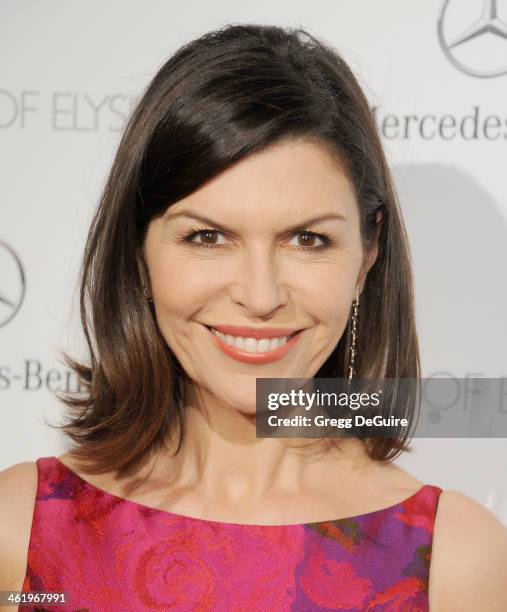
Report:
145,381,374,505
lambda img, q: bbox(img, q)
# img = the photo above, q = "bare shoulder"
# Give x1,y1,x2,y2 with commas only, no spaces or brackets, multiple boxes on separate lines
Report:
429,489,507,612
382,462,425,490
0,461,38,591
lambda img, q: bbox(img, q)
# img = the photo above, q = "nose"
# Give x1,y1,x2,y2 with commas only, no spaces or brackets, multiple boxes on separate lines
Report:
228,246,289,317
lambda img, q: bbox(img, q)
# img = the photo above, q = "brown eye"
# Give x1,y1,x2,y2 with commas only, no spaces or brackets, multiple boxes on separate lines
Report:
298,232,316,247
200,231,218,244
190,230,226,246
289,231,326,250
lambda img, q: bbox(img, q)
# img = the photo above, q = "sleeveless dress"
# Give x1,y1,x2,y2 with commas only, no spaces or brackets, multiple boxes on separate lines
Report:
20,456,443,612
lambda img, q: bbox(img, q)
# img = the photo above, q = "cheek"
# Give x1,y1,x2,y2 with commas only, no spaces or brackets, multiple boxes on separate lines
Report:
294,258,359,324
150,254,218,325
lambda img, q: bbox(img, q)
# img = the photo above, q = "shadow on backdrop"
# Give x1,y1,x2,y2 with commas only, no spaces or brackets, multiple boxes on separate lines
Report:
393,162,507,524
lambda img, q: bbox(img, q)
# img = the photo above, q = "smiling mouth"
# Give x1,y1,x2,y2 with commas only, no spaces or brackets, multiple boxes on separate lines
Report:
207,326,299,350
204,325,303,363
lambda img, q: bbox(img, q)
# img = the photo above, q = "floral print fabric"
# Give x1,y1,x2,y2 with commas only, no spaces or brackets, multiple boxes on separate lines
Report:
21,456,442,611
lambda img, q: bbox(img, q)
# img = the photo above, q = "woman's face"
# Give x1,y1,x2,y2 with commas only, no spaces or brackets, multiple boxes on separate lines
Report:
142,138,377,414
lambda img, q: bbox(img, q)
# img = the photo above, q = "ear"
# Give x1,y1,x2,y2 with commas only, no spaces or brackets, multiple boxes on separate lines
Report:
358,210,382,293
136,249,150,286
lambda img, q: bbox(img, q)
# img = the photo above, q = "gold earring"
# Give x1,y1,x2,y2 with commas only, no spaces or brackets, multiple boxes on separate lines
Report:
143,280,154,303
347,285,360,380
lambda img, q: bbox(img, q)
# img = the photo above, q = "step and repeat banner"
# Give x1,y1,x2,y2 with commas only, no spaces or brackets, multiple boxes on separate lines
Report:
1,1,506,522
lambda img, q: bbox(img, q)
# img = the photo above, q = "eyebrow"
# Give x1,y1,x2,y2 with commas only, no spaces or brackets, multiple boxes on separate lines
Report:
164,210,347,233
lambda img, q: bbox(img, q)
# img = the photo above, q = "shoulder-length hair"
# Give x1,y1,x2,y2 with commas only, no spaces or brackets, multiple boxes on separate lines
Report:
56,24,419,476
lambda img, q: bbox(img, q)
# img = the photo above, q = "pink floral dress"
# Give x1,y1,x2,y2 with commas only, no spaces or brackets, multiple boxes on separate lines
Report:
21,456,442,611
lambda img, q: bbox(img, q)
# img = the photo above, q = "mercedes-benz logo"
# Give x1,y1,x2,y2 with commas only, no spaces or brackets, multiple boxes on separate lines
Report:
0,239,26,328
438,0,507,78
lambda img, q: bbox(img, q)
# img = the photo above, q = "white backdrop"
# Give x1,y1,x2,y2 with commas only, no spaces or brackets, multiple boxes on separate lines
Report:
1,0,506,524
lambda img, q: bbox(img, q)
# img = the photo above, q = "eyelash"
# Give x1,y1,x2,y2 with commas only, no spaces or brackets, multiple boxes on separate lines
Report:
178,228,333,253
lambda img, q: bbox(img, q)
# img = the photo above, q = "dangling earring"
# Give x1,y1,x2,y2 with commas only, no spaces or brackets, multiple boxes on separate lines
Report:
347,285,360,380
143,279,154,303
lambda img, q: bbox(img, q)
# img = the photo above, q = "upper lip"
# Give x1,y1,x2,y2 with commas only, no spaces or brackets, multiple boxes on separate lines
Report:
207,324,302,339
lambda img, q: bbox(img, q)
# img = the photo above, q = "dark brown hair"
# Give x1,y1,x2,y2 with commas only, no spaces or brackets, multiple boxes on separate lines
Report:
55,24,419,476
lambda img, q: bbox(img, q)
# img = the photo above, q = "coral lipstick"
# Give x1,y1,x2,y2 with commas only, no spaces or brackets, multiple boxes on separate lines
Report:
205,325,303,364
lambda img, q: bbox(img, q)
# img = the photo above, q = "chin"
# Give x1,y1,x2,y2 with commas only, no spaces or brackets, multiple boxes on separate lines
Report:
211,383,258,415
226,393,257,416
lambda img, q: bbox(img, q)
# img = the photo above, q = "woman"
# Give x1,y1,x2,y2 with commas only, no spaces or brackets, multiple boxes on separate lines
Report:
1,24,506,611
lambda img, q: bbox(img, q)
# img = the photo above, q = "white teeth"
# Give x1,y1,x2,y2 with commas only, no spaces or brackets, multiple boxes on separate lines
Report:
244,338,257,353
234,337,245,350
257,338,271,353
210,328,293,354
